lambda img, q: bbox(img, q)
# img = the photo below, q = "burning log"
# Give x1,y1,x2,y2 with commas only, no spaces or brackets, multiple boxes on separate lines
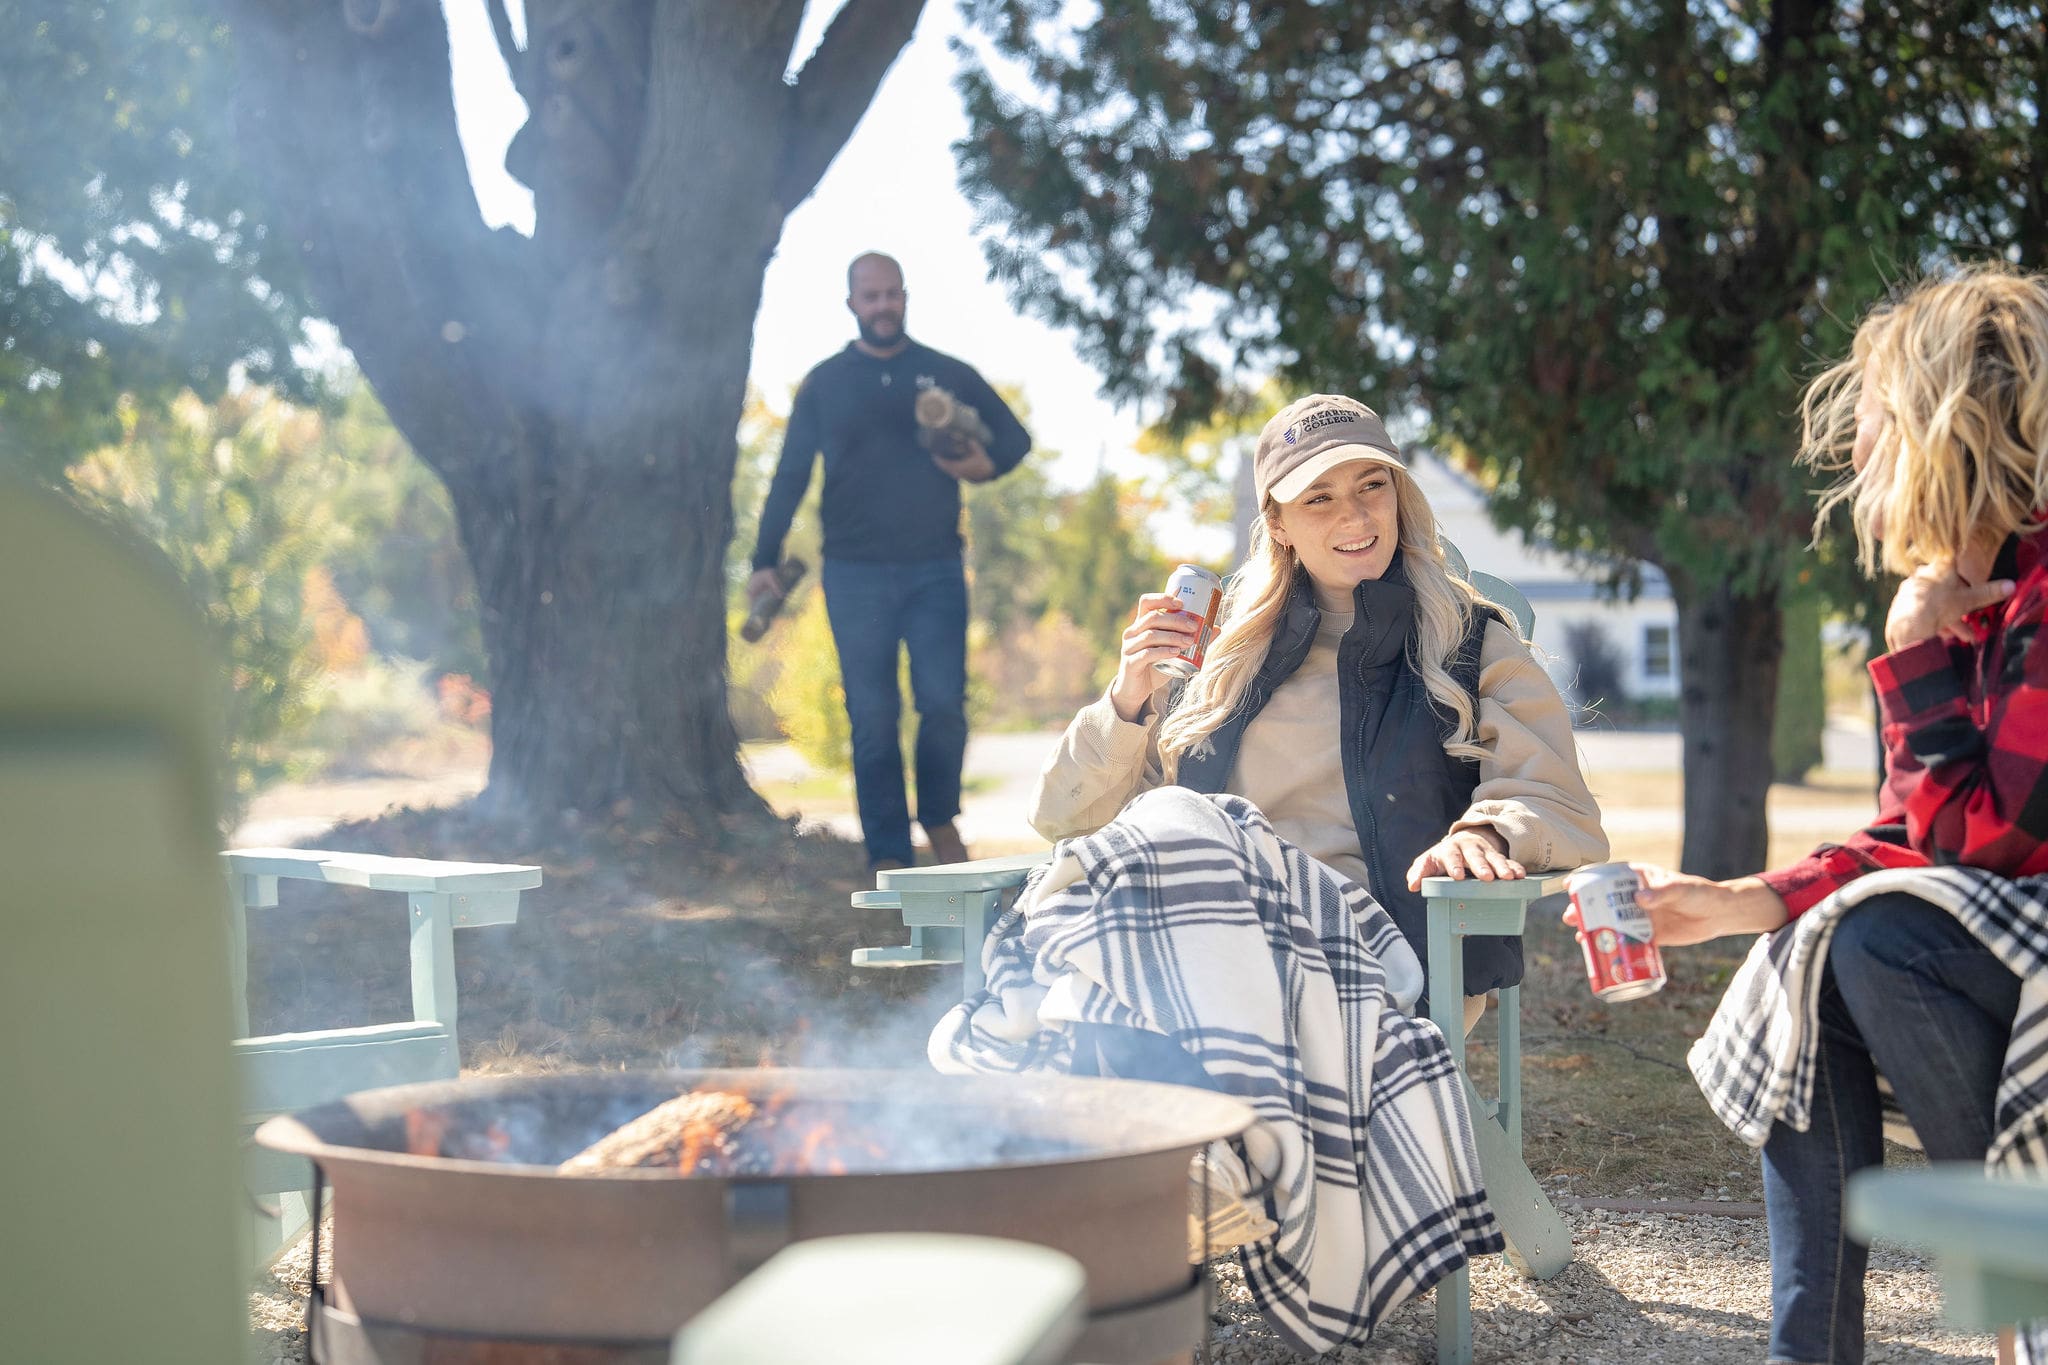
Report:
558,1085,892,1177
559,1090,760,1175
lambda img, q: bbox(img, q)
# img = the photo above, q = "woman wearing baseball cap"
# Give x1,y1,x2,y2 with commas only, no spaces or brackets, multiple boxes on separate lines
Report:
1032,392,1607,1031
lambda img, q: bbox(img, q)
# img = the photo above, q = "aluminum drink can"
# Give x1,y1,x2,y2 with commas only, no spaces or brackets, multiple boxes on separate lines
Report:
1155,564,1225,679
1567,861,1666,1001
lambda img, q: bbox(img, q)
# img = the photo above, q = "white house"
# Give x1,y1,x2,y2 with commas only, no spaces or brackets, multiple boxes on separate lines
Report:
1407,452,1679,704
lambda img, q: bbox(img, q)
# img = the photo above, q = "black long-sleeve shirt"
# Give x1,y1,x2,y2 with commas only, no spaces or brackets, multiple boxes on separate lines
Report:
751,339,1031,570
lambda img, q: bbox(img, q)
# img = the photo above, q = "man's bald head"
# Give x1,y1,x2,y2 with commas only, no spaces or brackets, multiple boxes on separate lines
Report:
847,252,903,292
846,252,907,352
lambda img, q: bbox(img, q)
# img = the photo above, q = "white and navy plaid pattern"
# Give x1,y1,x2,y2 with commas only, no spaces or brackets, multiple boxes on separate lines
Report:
1691,865,2048,1362
928,787,1503,1354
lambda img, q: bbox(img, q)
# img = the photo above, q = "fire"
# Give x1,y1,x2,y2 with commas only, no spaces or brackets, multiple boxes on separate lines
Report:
557,1084,889,1178
401,1108,513,1162
672,1093,757,1176
404,1107,452,1158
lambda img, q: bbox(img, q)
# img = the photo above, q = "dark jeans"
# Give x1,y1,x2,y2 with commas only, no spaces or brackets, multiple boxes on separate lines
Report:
820,556,969,868
1762,892,2022,1364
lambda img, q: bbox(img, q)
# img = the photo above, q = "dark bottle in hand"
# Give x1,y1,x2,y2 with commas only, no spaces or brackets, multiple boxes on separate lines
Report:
740,558,808,642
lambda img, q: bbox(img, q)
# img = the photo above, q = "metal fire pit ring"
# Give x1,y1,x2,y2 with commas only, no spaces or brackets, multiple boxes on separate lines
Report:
260,1067,1255,1365
307,1278,1208,1365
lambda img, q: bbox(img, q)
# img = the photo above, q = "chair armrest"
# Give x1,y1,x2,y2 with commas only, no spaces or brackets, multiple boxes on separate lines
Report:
875,850,1051,894
1848,1167,2048,1277
224,848,540,926
1847,1166,2048,1329
671,1233,1085,1365
1421,872,1571,937
224,848,541,893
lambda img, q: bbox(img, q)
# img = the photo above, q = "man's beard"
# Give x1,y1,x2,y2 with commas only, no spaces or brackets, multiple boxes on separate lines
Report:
857,312,904,346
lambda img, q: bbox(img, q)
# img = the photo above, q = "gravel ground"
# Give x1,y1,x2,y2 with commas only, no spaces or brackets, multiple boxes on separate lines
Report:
1205,1208,1988,1364
250,1206,1988,1363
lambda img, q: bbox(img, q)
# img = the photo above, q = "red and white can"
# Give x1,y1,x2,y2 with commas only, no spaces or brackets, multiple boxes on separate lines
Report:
1567,862,1666,1001
1155,564,1225,679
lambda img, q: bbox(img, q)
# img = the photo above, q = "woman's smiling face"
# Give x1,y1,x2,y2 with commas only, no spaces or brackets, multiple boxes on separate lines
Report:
1268,459,1402,598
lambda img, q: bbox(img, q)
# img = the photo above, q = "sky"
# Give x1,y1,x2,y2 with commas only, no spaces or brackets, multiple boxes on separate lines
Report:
443,0,1152,495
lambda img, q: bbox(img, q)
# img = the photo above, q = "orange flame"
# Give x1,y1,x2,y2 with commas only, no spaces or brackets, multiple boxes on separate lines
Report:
672,1091,758,1177
404,1108,452,1158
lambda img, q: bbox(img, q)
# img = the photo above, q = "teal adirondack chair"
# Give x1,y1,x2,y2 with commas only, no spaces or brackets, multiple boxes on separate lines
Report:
847,555,1575,1365
672,1234,1087,1365
1847,1166,2048,1341
228,845,540,1258
1,487,247,1362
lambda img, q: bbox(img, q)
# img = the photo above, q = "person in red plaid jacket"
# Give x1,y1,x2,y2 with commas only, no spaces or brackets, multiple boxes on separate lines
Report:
1574,265,2048,1365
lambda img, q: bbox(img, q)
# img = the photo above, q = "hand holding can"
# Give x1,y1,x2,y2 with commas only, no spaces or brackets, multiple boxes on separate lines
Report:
1108,589,1204,723
1564,862,1667,1001
1154,565,1225,679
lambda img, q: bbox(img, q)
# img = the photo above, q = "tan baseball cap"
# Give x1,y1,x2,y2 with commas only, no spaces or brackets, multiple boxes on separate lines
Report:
1254,394,1404,504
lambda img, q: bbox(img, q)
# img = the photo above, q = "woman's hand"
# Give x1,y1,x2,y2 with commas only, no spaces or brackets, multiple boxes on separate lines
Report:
1108,592,1202,723
1884,561,2014,652
1405,827,1523,891
1560,864,1790,947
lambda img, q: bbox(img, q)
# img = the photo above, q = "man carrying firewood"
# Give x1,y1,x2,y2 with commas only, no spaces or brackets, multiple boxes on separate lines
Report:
748,251,1031,871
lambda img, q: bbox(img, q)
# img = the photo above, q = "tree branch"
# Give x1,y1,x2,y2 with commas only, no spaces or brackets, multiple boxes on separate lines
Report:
227,0,540,481
487,0,532,100
775,0,927,211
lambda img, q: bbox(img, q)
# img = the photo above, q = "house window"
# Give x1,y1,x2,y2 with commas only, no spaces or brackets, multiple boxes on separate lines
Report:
1643,624,1674,680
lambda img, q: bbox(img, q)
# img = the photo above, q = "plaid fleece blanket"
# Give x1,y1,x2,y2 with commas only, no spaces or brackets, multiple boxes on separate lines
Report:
927,787,1502,1355
1690,865,2048,1361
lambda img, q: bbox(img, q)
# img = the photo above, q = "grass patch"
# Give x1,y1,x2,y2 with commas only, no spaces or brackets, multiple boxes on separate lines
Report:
243,804,956,1080
1465,906,1766,1204
1587,766,1878,814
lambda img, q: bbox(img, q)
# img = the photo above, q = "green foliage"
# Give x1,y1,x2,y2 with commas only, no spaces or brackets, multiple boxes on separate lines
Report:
320,379,485,679
65,390,339,814
1773,588,1826,784
765,587,849,772
56,375,492,809
295,655,445,775
1038,472,1177,663
953,0,2044,597
0,0,313,483
726,386,819,596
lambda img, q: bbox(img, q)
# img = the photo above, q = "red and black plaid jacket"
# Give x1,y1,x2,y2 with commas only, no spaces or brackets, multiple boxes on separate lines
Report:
1762,523,2048,917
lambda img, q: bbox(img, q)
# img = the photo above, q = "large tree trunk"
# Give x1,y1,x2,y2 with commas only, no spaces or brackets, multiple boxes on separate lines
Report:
227,0,924,824
452,355,763,823
1670,574,1782,879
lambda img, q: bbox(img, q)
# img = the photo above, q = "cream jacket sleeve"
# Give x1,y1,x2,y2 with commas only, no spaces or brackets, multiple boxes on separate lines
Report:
1447,619,1609,871
1028,689,1169,841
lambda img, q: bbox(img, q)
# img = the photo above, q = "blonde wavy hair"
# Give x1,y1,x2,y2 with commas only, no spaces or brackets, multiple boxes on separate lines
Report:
1157,466,1499,776
1804,262,2048,576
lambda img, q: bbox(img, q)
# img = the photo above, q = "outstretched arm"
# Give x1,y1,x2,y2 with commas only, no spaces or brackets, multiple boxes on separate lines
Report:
751,382,823,572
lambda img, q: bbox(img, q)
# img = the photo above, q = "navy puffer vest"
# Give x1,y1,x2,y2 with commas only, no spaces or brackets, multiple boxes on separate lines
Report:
1174,558,1517,1002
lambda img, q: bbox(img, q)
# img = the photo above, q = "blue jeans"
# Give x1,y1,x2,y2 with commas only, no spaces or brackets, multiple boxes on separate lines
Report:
1762,892,2021,1363
820,557,969,867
